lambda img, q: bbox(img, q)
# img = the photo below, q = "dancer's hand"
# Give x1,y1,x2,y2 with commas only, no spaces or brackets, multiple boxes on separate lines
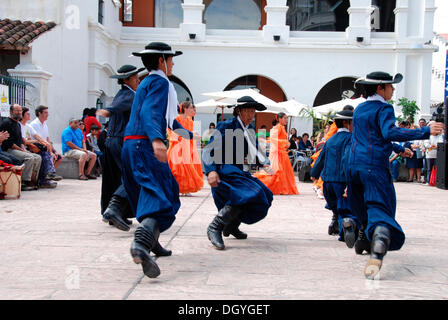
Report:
429,121,444,136
153,139,168,163
400,148,413,158
208,171,221,187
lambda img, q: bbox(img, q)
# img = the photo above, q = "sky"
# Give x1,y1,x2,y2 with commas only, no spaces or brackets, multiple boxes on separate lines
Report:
434,0,448,34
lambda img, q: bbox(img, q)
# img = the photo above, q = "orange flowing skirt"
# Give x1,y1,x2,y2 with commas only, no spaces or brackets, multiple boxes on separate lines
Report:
254,125,299,195
167,118,204,194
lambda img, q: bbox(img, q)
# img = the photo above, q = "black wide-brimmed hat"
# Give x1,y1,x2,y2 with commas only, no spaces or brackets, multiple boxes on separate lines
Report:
228,96,267,111
109,65,145,79
355,71,403,87
132,42,183,57
333,109,353,120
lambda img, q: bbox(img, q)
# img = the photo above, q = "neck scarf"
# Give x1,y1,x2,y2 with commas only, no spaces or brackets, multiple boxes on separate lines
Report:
149,69,178,130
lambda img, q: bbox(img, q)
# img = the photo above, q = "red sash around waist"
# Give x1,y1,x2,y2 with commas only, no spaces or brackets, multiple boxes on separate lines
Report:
123,135,149,142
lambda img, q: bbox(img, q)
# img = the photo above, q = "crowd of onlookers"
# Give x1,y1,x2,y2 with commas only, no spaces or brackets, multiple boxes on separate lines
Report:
0,105,104,197
390,118,445,185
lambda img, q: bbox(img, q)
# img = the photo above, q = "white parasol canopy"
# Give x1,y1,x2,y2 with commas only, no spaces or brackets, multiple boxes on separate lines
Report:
313,97,366,116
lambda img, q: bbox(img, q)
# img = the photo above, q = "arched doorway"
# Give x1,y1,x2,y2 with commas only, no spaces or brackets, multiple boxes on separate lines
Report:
313,76,363,107
223,74,286,130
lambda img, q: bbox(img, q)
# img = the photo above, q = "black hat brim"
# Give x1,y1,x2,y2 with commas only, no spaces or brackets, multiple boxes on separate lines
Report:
132,50,183,57
110,67,145,79
229,102,267,111
355,73,403,86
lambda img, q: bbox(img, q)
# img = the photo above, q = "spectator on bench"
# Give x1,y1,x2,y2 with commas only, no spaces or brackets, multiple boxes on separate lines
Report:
0,104,42,191
20,107,58,188
61,118,97,181
29,105,63,172
0,130,22,166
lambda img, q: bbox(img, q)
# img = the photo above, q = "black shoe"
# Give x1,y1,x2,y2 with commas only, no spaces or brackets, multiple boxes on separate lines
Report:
342,218,358,248
102,196,131,232
21,184,35,192
328,212,339,236
39,180,57,189
130,218,161,278
354,227,371,255
207,205,240,250
223,219,247,239
152,241,172,257
364,225,391,279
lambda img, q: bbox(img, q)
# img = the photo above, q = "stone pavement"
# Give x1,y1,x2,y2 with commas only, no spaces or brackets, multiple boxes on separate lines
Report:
1,177,447,300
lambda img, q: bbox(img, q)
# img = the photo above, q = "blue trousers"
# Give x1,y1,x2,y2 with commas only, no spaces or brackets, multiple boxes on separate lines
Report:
323,181,360,241
212,164,273,225
122,139,180,232
348,167,405,251
390,159,400,180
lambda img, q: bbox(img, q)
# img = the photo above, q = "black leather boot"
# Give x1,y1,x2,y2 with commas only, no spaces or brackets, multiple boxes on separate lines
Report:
364,225,391,280
223,217,247,240
328,212,339,235
152,241,172,257
130,218,161,278
102,196,131,231
207,205,240,250
342,217,358,248
354,226,371,255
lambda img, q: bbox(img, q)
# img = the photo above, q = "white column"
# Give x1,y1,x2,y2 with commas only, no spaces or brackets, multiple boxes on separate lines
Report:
346,0,373,45
423,0,436,43
394,0,409,43
180,0,205,42
262,0,290,44
7,51,52,109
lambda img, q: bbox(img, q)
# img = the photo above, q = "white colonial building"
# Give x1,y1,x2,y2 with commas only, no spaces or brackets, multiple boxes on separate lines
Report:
0,0,440,149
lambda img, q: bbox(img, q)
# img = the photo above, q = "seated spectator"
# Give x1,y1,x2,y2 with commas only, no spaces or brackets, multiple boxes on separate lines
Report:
20,107,58,188
29,105,63,171
84,108,102,139
0,130,22,166
288,128,297,141
0,104,42,191
61,118,97,181
87,124,103,172
299,133,313,151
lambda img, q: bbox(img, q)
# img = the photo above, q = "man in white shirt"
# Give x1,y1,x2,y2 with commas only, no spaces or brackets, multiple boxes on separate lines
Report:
29,105,63,172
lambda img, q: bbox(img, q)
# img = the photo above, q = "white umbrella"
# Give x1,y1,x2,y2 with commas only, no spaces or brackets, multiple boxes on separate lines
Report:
202,88,286,114
277,99,309,117
195,99,233,114
314,97,366,115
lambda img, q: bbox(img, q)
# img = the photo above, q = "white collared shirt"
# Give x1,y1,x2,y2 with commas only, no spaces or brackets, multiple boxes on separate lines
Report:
367,93,387,104
29,118,49,140
337,128,350,133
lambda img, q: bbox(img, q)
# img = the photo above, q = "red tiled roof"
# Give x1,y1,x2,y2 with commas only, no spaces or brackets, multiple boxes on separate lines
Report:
0,18,56,53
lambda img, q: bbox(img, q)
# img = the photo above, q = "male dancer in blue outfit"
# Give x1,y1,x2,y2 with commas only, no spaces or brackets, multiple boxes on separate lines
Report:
310,109,361,249
121,42,198,278
349,71,445,279
203,96,274,250
99,65,142,227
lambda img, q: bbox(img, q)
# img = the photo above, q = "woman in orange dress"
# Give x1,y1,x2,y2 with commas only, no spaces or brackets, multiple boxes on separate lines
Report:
167,101,204,195
254,113,299,195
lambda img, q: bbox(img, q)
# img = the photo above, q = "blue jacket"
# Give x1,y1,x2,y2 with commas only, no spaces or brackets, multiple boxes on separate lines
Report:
311,130,352,183
124,74,191,141
349,99,430,170
106,85,134,138
202,117,268,175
